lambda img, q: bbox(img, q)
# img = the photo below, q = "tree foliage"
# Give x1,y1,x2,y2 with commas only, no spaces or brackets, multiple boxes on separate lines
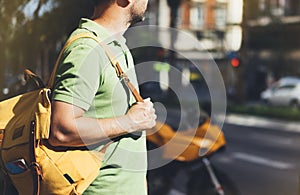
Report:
0,0,93,99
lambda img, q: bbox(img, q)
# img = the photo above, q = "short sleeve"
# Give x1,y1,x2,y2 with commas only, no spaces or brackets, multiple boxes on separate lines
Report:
52,42,103,111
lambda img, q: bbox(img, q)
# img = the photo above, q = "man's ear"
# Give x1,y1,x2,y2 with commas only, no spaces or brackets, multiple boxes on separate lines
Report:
117,0,130,7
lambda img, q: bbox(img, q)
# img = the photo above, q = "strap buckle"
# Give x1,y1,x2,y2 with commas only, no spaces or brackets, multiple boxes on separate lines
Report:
119,73,130,83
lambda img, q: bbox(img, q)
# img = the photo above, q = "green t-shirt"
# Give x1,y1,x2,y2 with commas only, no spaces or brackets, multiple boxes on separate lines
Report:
52,18,147,195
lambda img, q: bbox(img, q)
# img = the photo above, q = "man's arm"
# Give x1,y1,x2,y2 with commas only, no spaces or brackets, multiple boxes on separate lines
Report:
48,99,156,147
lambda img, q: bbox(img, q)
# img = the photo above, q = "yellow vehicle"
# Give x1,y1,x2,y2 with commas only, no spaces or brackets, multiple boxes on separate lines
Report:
146,108,239,195
147,115,226,162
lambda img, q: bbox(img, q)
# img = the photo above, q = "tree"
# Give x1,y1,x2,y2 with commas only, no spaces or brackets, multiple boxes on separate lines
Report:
0,0,93,100
0,0,31,99
22,0,93,80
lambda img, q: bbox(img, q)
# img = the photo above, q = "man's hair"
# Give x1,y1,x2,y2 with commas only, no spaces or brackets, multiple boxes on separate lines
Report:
89,0,114,19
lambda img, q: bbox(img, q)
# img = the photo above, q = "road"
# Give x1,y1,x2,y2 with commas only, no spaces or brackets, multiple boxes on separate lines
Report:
210,122,300,195
156,114,300,195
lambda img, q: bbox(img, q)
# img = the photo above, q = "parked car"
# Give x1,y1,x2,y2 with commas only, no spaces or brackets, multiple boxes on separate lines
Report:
260,77,300,108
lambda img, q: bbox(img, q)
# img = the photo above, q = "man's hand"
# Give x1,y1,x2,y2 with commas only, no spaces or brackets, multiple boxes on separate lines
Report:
125,98,157,133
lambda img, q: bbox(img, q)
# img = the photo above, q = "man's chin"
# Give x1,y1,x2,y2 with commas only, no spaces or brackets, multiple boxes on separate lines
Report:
129,15,146,27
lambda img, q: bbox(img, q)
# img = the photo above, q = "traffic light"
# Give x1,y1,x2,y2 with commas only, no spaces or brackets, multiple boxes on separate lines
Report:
228,51,241,68
230,58,240,68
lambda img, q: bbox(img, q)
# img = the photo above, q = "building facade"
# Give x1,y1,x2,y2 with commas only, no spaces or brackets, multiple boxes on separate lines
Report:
243,0,300,100
142,0,243,102
152,0,243,57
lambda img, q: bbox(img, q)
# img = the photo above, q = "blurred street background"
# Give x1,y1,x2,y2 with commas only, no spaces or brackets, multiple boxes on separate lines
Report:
1,0,300,195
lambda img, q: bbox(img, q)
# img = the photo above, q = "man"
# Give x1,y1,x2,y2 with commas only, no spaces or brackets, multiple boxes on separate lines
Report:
48,0,156,194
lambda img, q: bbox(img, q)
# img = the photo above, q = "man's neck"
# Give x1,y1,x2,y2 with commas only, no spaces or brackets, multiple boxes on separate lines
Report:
93,5,130,36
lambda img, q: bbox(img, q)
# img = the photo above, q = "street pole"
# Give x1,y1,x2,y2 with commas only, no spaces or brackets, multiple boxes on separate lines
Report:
167,0,182,64
166,0,182,100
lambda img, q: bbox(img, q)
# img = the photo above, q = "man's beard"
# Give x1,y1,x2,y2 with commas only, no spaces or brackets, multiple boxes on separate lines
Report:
128,9,146,26
129,14,145,26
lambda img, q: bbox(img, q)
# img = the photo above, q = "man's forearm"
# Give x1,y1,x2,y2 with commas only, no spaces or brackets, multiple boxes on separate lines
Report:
74,115,135,146
49,100,156,147
49,114,135,147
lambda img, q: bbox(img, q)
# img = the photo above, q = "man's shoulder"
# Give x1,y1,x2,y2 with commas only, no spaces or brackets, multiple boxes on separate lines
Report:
64,28,107,57
69,29,98,47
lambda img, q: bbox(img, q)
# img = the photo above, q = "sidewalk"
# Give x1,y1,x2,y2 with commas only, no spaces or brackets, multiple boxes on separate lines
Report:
225,113,300,133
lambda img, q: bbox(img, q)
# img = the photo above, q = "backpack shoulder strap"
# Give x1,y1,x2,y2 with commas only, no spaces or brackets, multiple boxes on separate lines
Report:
47,33,95,89
47,32,143,102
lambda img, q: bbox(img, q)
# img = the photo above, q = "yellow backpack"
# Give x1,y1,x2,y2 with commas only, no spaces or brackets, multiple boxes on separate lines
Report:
0,33,142,195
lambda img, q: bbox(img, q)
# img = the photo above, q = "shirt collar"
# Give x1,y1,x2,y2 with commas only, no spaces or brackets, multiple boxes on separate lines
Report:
79,18,127,45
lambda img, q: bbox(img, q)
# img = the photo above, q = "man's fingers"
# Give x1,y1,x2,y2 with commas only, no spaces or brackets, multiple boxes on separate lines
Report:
144,97,151,102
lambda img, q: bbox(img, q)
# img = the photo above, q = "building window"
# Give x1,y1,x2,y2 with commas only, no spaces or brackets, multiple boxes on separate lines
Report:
259,0,266,12
270,0,285,16
259,0,291,16
285,0,300,16
190,3,205,29
215,3,227,29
